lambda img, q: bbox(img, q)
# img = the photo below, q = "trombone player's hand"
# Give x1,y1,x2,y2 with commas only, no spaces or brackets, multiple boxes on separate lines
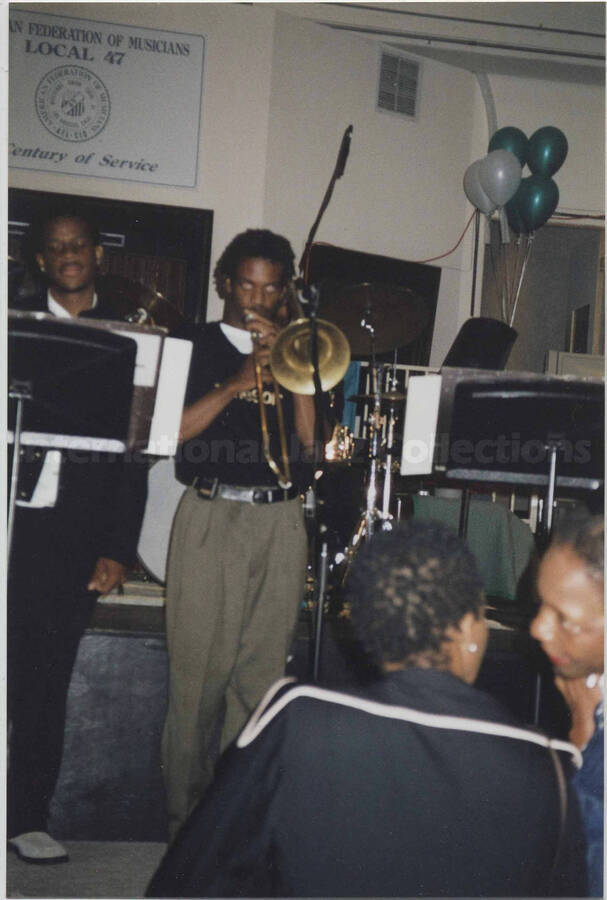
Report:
233,308,284,390
242,308,282,350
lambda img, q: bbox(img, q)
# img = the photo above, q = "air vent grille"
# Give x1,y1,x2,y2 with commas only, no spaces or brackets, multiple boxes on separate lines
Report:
378,52,419,118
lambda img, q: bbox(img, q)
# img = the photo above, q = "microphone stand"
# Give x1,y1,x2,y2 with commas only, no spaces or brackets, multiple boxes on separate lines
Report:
299,124,353,282
296,125,354,683
299,282,331,683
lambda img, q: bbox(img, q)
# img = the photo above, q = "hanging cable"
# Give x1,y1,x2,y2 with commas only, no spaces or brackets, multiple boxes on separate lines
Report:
412,210,477,263
307,207,477,271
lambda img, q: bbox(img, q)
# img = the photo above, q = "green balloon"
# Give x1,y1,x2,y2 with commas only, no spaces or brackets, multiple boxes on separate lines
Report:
517,175,559,231
505,190,528,235
488,127,528,167
527,126,568,177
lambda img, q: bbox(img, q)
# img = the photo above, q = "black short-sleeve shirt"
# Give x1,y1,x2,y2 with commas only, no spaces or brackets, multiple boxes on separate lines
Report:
174,322,310,489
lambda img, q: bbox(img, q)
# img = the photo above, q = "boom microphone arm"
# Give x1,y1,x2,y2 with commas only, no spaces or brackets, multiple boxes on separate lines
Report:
299,124,353,284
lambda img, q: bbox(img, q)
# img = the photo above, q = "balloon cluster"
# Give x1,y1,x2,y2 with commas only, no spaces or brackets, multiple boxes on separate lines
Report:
464,125,568,233
464,125,568,328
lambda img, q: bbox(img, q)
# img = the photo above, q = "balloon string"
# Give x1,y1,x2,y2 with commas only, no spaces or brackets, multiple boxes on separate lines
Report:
507,238,520,323
501,286,508,324
502,239,512,315
487,224,503,321
512,237,526,323
509,233,534,329
469,210,480,317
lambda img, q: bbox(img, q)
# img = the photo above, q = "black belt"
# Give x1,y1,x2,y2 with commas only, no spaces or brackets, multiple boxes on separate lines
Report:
193,476,299,504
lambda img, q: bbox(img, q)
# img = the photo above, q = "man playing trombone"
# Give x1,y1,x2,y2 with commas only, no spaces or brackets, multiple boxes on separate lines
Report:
163,229,318,841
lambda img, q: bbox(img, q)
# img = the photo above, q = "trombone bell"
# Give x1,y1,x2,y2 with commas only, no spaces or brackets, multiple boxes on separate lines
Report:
270,318,351,395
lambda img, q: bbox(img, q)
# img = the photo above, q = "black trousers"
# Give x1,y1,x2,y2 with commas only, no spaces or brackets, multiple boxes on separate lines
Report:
7,507,97,837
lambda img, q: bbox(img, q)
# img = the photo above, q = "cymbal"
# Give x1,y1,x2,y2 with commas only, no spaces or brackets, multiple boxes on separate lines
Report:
97,273,184,331
270,317,351,394
319,282,429,355
347,391,407,405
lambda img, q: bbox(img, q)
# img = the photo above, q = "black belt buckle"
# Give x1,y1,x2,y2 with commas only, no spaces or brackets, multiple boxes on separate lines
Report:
195,477,219,500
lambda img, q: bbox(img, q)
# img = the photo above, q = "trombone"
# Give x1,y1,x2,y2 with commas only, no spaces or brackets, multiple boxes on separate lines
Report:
246,307,351,490
247,314,293,490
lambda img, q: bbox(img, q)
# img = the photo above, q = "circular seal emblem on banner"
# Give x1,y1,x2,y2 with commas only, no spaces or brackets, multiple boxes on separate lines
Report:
35,66,111,142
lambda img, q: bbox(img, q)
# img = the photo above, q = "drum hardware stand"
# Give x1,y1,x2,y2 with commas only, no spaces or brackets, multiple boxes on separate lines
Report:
360,315,395,536
339,336,399,589
364,363,379,537
381,353,400,522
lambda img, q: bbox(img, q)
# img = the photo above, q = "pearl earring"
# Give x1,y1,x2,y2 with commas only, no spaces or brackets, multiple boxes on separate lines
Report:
467,642,478,654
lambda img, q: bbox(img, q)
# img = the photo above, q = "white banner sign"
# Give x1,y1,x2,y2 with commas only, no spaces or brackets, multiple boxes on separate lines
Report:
9,10,205,187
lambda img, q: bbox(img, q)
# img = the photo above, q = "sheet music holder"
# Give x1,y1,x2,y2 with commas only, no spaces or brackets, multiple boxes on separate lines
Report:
8,312,193,561
8,313,138,559
9,312,137,452
400,368,604,527
9,311,193,455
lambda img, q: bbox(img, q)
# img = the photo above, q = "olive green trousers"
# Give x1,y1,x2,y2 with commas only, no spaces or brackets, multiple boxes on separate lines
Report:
162,487,307,840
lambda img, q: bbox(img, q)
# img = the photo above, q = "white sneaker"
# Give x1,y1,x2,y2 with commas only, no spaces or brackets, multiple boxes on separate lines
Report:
8,831,69,864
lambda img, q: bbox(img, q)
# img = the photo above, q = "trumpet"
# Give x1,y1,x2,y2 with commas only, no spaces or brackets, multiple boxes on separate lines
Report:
245,310,293,491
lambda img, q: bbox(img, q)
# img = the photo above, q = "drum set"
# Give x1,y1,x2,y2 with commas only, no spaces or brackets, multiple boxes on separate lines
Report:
311,281,429,582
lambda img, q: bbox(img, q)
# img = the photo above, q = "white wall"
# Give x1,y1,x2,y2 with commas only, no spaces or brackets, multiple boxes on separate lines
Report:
9,3,605,363
263,12,477,364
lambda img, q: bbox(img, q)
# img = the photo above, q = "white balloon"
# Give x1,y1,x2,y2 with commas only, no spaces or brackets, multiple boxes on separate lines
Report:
463,160,496,215
479,150,522,207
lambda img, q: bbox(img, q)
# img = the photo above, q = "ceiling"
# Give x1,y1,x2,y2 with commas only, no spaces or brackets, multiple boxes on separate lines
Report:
275,2,606,85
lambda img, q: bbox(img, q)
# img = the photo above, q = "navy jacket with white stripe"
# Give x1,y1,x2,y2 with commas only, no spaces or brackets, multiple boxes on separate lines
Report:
148,668,588,898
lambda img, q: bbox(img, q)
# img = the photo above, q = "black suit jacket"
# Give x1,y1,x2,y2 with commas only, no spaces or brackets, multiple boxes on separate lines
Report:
148,668,588,898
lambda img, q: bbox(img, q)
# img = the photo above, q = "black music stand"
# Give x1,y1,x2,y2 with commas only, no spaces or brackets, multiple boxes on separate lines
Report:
442,318,517,371
441,319,517,536
434,368,604,542
8,313,138,561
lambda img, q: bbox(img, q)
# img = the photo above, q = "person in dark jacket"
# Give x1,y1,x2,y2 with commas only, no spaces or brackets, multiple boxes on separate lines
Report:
148,520,587,898
531,514,604,897
8,206,147,863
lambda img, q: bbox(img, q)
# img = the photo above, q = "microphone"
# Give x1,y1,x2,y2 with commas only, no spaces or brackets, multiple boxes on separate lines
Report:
335,124,353,179
294,279,320,309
